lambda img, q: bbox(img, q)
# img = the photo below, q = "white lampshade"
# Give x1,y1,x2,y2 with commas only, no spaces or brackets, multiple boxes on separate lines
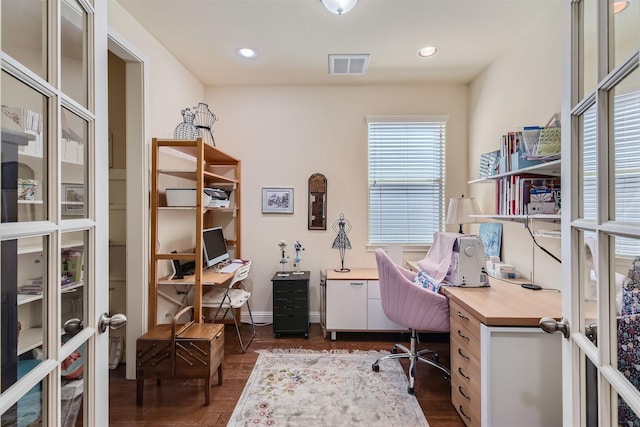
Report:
445,195,481,233
321,0,358,15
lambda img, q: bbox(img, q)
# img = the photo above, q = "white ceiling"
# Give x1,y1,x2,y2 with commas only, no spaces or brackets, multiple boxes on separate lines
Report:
115,0,558,87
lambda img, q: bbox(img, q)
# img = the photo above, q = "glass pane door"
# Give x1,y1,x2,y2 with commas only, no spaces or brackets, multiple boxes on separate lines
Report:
1,0,105,425
566,0,640,425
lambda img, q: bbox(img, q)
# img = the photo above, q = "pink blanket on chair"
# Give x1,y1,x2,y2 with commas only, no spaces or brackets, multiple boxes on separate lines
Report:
418,232,470,283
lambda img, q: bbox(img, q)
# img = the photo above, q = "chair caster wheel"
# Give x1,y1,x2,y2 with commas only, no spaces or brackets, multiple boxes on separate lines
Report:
407,386,415,395
391,346,398,354
372,363,380,372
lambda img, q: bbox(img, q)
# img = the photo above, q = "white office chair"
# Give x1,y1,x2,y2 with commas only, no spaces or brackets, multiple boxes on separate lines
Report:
201,261,255,352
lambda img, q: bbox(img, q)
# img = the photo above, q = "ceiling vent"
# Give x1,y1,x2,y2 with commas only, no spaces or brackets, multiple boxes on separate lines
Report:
329,54,370,75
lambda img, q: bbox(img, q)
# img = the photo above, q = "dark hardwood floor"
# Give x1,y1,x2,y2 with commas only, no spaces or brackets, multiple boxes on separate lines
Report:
109,323,465,426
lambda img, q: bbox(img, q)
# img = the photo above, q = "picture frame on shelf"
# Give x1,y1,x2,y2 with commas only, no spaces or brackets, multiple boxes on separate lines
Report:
479,150,500,179
262,187,294,214
479,222,502,258
62,183,85,215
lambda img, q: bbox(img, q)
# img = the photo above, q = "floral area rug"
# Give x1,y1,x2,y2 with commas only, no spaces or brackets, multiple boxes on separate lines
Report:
227,349,429,427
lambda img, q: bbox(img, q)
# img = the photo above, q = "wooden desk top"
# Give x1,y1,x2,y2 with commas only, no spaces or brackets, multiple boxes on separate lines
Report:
325,268,378,281
158,267,234,286
442,279,562,327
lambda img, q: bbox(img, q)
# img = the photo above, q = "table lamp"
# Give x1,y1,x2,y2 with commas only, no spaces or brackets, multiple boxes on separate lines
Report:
446,194,481,233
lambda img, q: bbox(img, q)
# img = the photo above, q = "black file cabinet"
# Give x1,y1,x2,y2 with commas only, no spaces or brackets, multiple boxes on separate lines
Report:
271,271,310,338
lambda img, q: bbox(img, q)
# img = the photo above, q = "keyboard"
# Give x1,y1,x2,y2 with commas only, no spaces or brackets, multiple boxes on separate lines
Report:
218,262,241,274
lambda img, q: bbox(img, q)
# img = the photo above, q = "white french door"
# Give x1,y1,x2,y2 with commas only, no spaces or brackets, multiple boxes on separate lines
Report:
562,0,640,425
0,1,110,426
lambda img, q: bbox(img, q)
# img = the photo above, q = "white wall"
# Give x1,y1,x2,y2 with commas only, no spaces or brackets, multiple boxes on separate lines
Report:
108,2,205,139
206,84,468,318
107,2,206,326
468,4,563,288
107,0,564,325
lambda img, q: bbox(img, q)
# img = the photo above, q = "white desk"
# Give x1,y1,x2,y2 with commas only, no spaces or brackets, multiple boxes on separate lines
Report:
320,269,406,340
442,280,562,427
336,262,563,427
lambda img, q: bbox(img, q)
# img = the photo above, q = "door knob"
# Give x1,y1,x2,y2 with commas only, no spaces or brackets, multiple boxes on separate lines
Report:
539,317,570,339
98,313,127,333
64,318,84,336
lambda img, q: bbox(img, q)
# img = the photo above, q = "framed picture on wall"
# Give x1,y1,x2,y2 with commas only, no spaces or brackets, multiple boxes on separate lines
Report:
62,183,85,215
262,187,294,214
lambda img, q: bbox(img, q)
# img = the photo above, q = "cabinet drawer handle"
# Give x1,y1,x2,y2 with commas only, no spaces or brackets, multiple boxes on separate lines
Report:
350,282,364,286
459,405,471,421
458,386,471,400
458,348,470,360
457,330,470,341
457,311,469,321
458,367,470,380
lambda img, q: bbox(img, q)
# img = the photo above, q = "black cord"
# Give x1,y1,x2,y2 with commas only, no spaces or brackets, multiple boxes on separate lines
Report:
525,216,561,263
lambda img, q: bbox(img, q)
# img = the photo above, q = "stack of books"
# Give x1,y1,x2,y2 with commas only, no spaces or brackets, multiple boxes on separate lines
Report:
496,175,561,215
19,277,43,295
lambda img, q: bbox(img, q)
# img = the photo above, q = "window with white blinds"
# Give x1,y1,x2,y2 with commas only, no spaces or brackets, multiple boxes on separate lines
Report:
583,90,640,255
367,117,447,244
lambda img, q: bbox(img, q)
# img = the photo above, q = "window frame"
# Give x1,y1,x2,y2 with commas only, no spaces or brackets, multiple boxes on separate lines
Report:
367,115,448,246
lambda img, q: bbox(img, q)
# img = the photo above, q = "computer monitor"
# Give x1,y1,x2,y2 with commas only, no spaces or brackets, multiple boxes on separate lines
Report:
203,227,229,269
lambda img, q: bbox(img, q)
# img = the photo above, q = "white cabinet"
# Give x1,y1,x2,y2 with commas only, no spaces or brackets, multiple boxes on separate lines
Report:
367,280,404,330
326,279,367,332
322,269,405,340
480,325,561,427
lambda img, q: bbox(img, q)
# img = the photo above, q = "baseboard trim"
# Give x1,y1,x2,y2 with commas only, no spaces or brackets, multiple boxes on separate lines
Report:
241,311,321,325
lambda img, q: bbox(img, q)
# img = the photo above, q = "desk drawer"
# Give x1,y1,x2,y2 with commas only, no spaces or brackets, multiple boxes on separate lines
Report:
451,323,481,363
274,314,308,331
273,304,308,317
451,346,480,427
274,288,307,298
451,340,480,395
450,299,481,426
274,281,307,294
452,384,481,427
450,300,481,342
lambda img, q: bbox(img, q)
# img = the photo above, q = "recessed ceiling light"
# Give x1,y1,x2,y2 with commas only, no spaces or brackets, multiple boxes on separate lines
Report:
236,48,259,59
613,0,630,13
417,46,438,58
